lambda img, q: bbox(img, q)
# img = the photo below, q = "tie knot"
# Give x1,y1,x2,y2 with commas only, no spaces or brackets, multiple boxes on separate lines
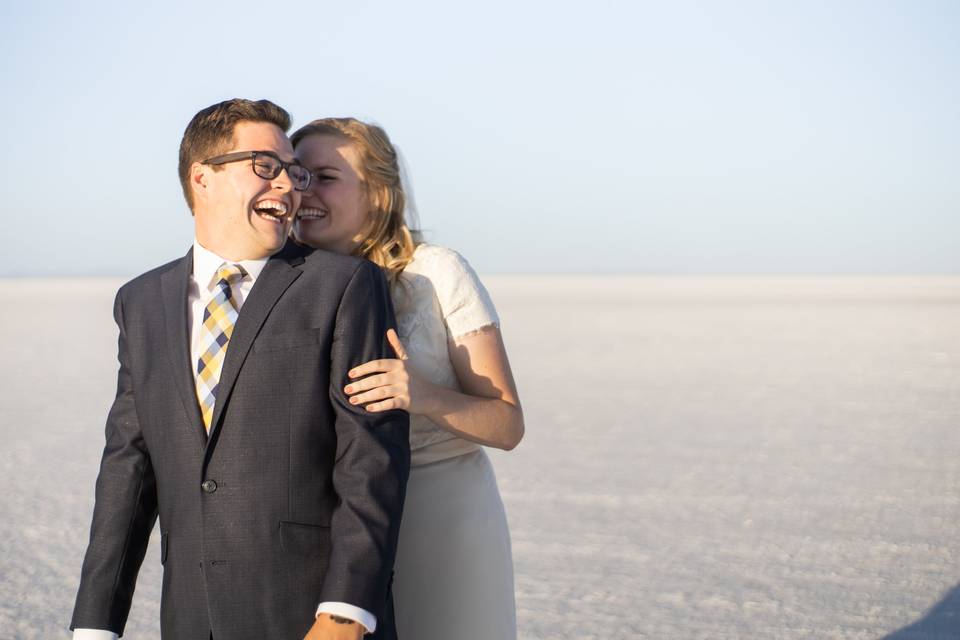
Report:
216,263,246,286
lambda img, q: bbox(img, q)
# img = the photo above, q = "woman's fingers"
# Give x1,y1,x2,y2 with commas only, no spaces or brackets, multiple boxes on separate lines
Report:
344,354,412,411
386,328,409,360
364,397,402,412
348,359,399,379
344,373,391,395
348,385,405,408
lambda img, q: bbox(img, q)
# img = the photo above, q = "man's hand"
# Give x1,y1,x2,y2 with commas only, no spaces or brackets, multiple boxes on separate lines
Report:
303,613,365,640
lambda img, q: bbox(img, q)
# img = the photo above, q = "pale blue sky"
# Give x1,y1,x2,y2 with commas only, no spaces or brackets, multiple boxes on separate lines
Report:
2,0,957,275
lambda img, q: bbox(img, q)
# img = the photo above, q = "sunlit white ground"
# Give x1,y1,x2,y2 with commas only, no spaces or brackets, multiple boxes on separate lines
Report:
1,276,958,639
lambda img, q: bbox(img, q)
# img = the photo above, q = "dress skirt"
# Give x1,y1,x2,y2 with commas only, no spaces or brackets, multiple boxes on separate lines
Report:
393,448,517,640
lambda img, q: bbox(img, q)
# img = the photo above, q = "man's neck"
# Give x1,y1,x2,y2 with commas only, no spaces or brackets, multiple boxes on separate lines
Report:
194,237,272,262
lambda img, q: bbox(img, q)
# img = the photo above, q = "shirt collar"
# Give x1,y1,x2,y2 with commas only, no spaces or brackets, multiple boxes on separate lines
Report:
192,240,270,290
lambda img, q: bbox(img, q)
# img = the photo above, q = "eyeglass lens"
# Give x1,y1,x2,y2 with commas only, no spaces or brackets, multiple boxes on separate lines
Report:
252,154,311,191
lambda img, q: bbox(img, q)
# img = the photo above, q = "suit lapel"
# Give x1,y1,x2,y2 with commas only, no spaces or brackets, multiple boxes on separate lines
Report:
205,250,304,448
160,248,208,449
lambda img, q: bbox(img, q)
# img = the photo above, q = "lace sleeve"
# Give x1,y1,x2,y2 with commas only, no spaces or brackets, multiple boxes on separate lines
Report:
423,246,500,340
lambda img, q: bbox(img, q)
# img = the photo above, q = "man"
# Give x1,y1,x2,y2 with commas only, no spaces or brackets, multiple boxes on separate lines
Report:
70,99,410,640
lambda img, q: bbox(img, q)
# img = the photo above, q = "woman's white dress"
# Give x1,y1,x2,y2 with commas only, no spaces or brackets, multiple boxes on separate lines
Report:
390,244,517,640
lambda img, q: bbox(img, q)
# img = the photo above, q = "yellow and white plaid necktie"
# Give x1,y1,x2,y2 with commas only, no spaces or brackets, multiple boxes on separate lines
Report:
196,263,246,431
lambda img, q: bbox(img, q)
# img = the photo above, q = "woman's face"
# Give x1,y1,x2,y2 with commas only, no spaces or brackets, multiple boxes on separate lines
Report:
292,134,369,254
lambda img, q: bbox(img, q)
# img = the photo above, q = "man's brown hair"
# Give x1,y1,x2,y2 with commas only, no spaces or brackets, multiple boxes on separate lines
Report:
178,98,292,211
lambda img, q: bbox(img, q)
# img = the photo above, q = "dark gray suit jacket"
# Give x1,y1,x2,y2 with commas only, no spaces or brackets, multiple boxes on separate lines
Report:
71,242,410,639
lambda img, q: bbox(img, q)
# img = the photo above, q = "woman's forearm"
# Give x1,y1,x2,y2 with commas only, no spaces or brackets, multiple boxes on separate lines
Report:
418,382,525,451
345,328,525,450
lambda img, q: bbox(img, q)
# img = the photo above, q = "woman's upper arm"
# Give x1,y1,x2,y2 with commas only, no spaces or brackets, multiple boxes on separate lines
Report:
424,245,519,405
448,327,521,407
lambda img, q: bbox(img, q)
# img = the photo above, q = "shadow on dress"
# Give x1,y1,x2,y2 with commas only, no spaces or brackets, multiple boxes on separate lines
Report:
882,582,960,639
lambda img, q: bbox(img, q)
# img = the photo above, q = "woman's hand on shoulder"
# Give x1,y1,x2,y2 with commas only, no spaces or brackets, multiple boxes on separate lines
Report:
344,329,434,414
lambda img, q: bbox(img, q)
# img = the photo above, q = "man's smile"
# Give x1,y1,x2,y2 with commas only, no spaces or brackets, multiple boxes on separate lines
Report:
253,198,290,222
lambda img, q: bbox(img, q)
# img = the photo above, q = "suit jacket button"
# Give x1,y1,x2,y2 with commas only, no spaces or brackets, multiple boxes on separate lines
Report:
201,479,218,493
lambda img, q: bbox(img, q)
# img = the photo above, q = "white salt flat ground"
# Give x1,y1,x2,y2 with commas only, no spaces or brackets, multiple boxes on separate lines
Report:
1,276,958,639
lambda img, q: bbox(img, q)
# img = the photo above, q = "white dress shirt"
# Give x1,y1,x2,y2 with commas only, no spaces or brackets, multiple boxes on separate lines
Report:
75,241,375,638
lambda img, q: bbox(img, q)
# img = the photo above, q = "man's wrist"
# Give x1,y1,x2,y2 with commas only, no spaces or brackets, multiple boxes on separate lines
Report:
315,602,376,634
73,630,119,640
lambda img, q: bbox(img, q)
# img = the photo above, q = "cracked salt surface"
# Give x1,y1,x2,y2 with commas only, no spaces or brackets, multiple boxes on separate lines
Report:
1,276,958,639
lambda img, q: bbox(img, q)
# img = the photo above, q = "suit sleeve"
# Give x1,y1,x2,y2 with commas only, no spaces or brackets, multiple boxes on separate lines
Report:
71,288,159,634
321,260,411,615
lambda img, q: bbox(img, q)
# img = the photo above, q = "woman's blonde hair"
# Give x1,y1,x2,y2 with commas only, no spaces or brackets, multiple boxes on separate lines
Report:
290,117,419,282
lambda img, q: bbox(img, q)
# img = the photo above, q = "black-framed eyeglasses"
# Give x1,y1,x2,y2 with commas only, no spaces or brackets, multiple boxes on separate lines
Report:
201,151,312,191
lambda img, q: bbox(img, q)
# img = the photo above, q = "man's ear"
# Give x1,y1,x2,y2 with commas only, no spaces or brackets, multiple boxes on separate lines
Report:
190,162,210,204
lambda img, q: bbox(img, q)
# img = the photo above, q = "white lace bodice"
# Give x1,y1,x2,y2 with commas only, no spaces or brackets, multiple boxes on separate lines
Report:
391,244,500,452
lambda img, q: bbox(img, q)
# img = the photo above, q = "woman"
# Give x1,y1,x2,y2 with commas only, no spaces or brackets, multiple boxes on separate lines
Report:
290,118,524,640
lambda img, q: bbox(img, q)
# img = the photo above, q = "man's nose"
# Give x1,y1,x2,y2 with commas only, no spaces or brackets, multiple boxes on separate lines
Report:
272,167,294,191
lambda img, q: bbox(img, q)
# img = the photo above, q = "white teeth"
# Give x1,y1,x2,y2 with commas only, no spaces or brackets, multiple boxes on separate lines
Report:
255,200,288,216
297,207,327,219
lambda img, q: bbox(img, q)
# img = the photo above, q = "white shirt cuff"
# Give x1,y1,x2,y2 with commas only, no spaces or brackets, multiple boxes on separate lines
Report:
316,602,377,634
73,630,118,640
74,605,376,638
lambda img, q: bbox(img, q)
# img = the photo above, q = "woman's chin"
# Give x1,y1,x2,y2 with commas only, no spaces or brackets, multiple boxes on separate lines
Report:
292,226,327,251
293,224,363,256
294,232,345,255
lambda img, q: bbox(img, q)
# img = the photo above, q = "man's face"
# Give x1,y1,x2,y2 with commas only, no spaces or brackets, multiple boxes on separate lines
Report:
195,121,302,260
